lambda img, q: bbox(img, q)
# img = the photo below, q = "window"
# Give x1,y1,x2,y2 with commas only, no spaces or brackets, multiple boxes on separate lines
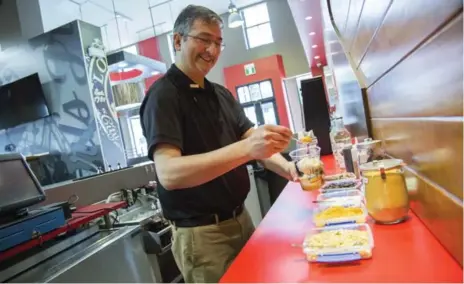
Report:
242,3,274,49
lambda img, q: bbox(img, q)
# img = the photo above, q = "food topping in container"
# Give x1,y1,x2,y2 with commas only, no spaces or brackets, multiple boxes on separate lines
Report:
316,189,365,205
297,157,324,176
313,202,367,227
324,172,357,182
296,130,318,148
305,229,370,249
320,179,361,193
302,223,374,263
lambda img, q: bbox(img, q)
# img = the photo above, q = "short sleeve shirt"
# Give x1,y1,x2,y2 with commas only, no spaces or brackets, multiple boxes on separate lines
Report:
139,64,254,221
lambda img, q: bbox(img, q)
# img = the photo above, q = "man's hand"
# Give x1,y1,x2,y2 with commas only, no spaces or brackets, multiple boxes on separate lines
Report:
285,161,300,182
245,125,292,160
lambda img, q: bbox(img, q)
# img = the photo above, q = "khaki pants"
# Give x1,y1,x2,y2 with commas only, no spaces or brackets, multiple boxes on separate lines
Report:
171,208,255,283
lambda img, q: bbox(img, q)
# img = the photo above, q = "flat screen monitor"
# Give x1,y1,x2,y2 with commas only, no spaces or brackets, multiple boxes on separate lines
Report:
0,153,46,216
0,73,50,130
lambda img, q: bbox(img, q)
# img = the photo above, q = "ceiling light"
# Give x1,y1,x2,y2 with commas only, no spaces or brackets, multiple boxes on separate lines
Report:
305,16,312,20
228,2,243,28
151,71,160,76
312,45,318,48
118,62,128,68
309,32,316,36
314,55,320,59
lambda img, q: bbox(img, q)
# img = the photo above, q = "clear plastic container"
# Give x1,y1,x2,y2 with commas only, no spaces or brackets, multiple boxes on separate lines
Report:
303,223,374,263
316,189,365,205
296,130,318,149
289,147,324,191
319,179,362,193
324,172,357,182
313,200,367,227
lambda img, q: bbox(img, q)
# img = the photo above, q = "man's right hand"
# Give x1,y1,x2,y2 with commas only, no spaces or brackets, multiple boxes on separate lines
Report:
245,125,293,160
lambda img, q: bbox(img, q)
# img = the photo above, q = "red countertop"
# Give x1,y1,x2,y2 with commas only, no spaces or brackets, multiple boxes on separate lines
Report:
220,156,463,283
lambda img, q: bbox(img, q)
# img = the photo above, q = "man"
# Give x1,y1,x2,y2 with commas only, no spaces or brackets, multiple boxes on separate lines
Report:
140,5,298,283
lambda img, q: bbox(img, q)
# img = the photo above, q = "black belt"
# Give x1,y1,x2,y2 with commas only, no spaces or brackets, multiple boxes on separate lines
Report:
171,204,244,228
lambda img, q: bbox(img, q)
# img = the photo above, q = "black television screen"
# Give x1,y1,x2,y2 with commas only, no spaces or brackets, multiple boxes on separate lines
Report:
0,73,50,130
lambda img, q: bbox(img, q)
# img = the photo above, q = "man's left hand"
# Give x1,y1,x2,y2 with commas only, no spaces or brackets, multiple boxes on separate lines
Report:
285,161,300,182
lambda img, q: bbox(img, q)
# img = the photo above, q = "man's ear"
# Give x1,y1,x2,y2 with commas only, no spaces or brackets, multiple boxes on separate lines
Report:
173,33,183,52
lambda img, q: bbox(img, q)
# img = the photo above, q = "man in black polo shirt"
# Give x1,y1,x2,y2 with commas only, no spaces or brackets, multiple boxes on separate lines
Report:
140,5,298,283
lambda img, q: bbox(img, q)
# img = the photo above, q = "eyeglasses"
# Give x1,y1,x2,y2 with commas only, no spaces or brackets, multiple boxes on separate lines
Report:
184,34,225,51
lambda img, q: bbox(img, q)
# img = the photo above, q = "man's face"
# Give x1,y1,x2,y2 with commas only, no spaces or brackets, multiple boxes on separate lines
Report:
174,19,223,76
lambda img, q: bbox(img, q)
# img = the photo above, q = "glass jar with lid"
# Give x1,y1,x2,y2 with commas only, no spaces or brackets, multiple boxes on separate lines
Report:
360,159,409,224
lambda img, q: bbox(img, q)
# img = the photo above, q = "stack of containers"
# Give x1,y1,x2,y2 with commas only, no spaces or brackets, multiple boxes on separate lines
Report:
301,173,375,263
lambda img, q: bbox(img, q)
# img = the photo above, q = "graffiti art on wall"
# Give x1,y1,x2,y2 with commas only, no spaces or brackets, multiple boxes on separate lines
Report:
0,21,104,186
80,21,127,169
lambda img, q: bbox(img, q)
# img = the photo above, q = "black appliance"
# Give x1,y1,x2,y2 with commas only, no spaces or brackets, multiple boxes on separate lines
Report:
0,73,50,130
300,76,333,155
0,153,46,217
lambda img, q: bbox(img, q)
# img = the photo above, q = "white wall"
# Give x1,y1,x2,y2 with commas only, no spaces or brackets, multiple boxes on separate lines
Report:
155,0,310,86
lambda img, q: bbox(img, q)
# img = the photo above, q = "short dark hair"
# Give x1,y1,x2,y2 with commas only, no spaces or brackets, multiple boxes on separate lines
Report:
173,5,223,36
171,5,223,52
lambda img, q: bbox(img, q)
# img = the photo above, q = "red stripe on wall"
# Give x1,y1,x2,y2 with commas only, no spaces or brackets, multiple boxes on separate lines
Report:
137,37,163,92
223,54,290,128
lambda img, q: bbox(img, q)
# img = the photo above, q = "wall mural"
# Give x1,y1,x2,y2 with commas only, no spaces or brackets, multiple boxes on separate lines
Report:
79,21,127,170
0,21,104,186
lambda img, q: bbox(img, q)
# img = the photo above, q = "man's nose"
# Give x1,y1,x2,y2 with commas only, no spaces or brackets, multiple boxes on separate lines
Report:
206,43,221,56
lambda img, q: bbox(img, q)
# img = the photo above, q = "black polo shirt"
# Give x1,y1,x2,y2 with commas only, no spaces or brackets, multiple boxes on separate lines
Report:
139,64,254,221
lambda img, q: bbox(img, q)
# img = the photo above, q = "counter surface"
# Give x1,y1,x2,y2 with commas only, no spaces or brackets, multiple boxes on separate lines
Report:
220,156,463,283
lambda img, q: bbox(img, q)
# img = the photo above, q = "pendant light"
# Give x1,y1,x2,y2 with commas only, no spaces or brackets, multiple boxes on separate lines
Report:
228,0,243,28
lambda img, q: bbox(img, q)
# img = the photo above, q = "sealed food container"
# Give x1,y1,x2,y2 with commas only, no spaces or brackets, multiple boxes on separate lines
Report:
313,200,367,227
320,179,362,193
324,172,357,182
303,223,374,263
316,189,365,205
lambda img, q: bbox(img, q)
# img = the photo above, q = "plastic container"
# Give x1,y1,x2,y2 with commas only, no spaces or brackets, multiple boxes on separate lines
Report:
313,200,367,227
316,189,365,205
320,179,362,193
302,223,374,263
324,172,357,182
289,147,324,191
296,130,318,149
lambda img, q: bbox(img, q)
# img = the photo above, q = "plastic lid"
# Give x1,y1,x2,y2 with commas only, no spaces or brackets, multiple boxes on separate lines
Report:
356,138,382,150
359,159,403,171
313,202,367,227
302,223,374,262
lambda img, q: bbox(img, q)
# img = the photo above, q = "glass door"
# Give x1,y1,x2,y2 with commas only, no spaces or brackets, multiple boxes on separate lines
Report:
236,79,279,127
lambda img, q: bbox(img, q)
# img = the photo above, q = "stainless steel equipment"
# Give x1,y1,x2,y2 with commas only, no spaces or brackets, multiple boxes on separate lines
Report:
1,162,182,283
2,212,180,283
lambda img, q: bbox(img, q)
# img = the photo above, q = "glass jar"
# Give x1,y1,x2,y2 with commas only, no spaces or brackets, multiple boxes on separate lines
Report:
356,138,384,166
360,159,409,224
330,117,352,169
289,147,324,191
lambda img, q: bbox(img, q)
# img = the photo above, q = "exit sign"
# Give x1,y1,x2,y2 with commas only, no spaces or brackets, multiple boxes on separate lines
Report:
244,63,256,76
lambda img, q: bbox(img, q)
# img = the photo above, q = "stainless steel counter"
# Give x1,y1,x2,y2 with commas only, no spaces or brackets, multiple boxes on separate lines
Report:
6,225,159,283
3,203,181,283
